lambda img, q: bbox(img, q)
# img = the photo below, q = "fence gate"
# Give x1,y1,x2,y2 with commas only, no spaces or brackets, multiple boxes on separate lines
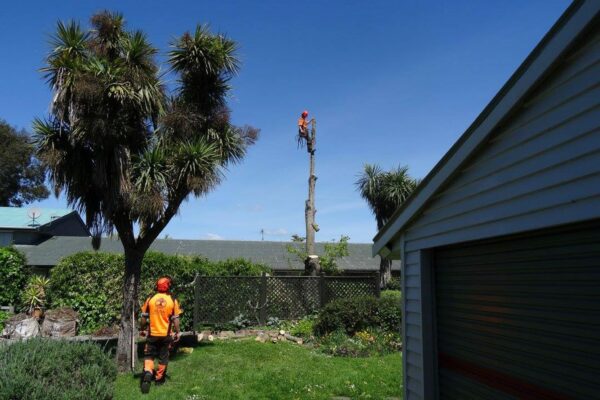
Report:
194,273,380,327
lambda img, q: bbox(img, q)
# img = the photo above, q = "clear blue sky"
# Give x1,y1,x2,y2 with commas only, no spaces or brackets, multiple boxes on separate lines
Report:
1,0,570,242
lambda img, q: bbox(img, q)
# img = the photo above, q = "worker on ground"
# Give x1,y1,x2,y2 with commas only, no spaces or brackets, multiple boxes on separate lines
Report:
139,276,182,394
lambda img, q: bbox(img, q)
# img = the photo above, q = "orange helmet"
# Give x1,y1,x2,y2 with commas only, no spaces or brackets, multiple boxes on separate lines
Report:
301,110,309,118
156,277,171,293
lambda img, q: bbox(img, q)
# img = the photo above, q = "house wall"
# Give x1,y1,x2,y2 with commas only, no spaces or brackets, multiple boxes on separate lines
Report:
394,21,600,400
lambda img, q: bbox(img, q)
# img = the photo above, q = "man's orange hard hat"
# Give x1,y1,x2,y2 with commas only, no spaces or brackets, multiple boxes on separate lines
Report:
301,110,309,118
156,277,171,293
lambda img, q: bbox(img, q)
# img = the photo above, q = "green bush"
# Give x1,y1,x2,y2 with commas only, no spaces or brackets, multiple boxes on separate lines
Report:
0,338,116,400
313,295,401,336
0,310,11,332
317,328,402,357
290,315,316,338
380,290,401,301
0,247,28,307
49,251,271,333
384,277,401,291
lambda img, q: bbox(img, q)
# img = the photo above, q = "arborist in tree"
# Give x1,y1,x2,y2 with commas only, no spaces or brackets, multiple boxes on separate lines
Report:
139,276,182,394
297,110,315,152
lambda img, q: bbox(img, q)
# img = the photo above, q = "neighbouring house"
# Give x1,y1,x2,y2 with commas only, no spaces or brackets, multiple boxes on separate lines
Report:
373,2,600,400
0,207,89,246
0,207,389,275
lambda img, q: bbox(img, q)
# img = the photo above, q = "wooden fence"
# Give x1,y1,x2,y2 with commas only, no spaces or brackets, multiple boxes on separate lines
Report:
193,273,380,326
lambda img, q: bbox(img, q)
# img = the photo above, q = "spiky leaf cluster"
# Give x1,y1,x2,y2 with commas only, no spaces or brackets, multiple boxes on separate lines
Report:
355,164,419,229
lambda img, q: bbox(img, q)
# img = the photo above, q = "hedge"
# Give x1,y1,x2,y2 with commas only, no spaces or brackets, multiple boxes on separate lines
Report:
0,338,116,400
0,246,28,307
48,251,270,333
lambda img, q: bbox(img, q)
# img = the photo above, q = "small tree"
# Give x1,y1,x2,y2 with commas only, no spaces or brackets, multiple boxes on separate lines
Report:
356,164,418,287
0,120,49,206
35,12,257,370
287,235,349,275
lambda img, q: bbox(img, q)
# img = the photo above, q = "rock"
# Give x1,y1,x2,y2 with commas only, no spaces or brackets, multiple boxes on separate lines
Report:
255,333,268,343
219,331,235,339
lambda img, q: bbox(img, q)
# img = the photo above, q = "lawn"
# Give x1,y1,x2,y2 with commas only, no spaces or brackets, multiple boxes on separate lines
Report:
115,340,402,399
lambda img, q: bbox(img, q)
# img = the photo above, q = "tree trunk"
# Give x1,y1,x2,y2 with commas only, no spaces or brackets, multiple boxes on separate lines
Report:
380,257,392,289
116,247,144,372
305,119,319,275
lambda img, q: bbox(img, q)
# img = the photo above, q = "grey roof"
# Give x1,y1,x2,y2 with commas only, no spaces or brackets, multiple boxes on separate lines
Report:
17,236,392,271
373,0,600,256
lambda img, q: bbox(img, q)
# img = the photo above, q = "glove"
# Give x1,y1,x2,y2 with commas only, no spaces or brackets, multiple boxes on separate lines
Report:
172,332,180,342
139,330,147,338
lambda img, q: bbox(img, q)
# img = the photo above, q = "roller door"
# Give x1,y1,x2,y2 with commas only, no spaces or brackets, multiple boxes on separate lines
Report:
435,222,600,399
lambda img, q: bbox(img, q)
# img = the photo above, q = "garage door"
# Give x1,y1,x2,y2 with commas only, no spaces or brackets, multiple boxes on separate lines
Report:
435,222,600,399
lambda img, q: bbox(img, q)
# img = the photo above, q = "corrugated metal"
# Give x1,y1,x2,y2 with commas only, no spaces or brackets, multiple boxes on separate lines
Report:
404,25,600,251
435,222,600,399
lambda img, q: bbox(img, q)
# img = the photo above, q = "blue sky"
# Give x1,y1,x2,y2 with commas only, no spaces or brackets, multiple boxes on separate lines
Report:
0,0,570,242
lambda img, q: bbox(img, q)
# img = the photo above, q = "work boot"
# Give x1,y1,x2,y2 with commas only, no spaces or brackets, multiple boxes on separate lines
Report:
140,370,153,394
155,364,167,386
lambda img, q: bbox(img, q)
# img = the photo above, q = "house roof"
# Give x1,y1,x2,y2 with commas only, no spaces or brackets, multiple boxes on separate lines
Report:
17,236,390,271
0,207,74,230
373,0,600,257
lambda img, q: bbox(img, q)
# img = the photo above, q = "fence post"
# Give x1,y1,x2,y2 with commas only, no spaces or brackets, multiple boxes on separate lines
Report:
319,273,327,308
193,274,199,332
259,272,268,325
374,272,381,298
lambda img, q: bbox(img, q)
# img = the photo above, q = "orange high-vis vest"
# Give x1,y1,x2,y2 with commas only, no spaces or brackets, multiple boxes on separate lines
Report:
141,293,182,337
298,117,308,129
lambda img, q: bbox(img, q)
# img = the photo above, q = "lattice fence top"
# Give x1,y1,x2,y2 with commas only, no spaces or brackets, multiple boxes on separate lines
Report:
194,274,379,326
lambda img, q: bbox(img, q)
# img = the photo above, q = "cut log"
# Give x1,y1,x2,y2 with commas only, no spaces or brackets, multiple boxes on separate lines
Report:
284,333,304,344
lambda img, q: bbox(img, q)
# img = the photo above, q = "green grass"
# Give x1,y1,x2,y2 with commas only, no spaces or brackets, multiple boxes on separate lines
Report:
115,339,402,399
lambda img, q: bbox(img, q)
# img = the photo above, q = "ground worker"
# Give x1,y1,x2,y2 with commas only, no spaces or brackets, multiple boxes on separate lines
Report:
139,276,182,394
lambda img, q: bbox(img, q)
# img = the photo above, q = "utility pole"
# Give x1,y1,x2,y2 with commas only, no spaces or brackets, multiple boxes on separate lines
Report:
260,229,264,241
303,117,320,275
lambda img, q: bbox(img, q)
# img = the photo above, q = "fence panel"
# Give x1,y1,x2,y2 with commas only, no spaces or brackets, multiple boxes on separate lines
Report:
194,273,379,327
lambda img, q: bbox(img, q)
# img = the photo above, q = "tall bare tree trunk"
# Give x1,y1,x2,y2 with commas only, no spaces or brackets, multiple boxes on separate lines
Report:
380,257,392,288
116,247,144,372
305,119,320,276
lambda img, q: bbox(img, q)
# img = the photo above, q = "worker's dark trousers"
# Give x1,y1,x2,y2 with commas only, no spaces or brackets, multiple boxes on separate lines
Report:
144,336,172,380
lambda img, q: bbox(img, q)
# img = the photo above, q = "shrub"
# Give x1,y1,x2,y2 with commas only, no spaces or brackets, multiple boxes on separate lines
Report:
0,310,10,332
378,295,402,333
0,247,28,307
317,328,402,357
384,277,401,291
49,251,271,333
290,315,316,339
313,295,401,336
0,338,116,400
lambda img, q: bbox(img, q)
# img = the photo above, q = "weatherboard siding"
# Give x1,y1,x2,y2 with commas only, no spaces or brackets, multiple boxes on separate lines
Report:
397,22,600,400
405,25,600,250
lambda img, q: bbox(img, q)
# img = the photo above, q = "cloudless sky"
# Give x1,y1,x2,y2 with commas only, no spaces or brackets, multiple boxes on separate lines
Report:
0,0,571,242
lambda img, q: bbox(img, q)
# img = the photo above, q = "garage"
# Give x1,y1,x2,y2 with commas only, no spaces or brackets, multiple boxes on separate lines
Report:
372,2,600,399
435,221,600,399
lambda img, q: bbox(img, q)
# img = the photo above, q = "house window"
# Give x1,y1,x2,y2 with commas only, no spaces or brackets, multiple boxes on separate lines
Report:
0,232,13,246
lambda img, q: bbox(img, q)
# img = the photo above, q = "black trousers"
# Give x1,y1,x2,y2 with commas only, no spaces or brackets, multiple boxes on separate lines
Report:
144,336,172,365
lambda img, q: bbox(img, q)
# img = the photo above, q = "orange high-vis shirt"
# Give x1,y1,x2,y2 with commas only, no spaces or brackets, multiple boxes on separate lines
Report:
141,293,182,337
298,117,308,129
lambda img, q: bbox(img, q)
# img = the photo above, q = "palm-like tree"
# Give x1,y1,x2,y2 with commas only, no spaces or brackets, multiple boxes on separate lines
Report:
34,12,258,370
356,164,418,287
